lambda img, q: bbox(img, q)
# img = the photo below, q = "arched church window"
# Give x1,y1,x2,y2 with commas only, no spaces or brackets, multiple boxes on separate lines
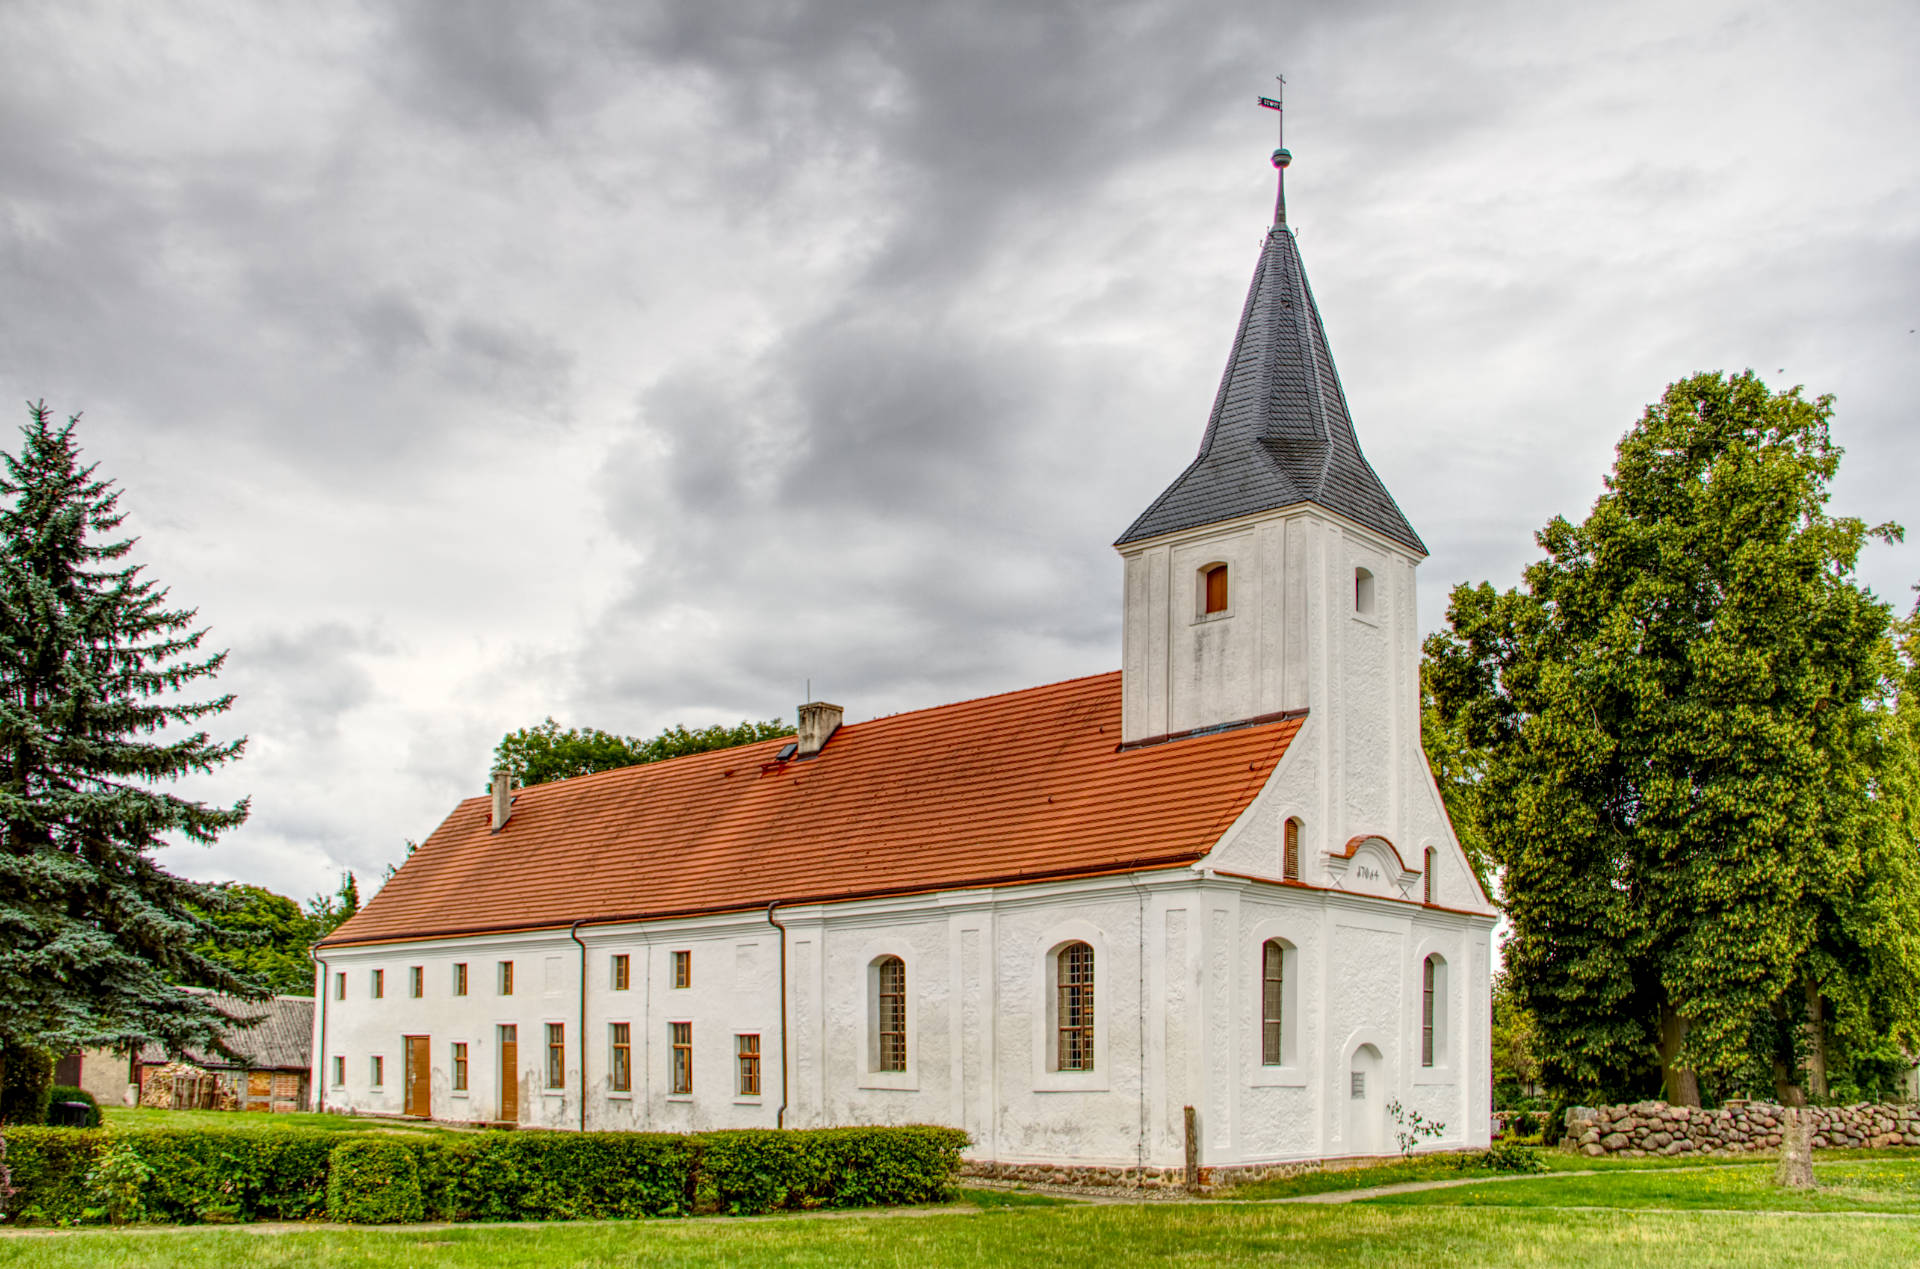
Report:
1354,567,1376,616
1284,817,1301,881
1422,954,1449,1067
1202,563,1229,615
1424,847,1436,904
1261,940,1286,1064
1056,942,1095,1071
873,955,907,1072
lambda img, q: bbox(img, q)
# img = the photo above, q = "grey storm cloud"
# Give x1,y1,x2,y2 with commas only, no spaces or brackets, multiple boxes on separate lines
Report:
2,0,1915,903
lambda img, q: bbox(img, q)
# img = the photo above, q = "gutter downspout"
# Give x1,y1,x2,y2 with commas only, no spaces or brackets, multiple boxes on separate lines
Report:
311,945,329,1114
766,900,790,1129
570,919,588,1133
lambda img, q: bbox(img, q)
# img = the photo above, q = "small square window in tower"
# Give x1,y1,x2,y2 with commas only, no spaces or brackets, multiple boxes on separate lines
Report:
1202,563,1229,615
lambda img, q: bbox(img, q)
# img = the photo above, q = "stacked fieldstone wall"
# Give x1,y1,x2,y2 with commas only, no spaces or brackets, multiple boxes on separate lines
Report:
960,1158,1329,1191
1565,1101,1920,1157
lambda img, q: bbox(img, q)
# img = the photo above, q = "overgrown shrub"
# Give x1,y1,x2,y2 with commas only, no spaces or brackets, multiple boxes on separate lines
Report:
326,1138,422,1225
702,1127,968,1214
85,1138,151,1224
1458,1140,1547,1173
1503,1110,1542,1141
45,1088,100,1128
0,1049,55,1126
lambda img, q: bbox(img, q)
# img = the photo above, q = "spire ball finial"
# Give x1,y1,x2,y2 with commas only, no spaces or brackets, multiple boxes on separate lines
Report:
1272,148,1291,169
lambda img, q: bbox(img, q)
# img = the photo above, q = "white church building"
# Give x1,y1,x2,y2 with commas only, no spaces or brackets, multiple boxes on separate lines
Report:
314,141,1496,1177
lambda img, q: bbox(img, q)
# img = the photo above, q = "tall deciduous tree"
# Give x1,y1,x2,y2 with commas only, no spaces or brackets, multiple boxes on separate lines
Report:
1425,371,1917,1106
492,716,794,788
188,882,362,997
0,404,257,1090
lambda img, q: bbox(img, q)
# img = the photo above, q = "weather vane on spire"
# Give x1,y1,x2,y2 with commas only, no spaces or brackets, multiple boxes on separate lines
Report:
1259,75,1290,226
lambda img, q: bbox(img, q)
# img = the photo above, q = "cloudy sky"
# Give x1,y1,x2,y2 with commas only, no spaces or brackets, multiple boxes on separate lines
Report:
2,0,1915,905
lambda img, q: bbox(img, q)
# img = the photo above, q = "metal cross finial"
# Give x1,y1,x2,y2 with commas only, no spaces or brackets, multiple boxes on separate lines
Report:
1259,76,1290,226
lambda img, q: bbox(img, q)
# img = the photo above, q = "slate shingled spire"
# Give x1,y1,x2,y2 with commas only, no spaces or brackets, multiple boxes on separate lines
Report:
1116,146,1424,555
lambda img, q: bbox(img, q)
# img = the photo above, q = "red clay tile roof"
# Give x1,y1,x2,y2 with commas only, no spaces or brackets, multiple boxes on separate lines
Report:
322,672,1303,947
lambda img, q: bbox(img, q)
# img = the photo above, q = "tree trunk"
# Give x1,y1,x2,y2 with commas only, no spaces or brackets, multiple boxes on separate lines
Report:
1804,980,1828,1102
1770,999,1797,1104
1657,1003,1702,1107
1776,1089,1815,1189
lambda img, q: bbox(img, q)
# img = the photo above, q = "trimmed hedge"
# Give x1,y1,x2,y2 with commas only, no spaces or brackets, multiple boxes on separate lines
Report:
0,1123,964,1226
327,1139,422,1224
1,1127,338,1225
703,1127,968,1213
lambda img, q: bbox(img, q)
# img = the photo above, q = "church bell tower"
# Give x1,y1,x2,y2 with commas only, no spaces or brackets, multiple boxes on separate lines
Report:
1116,113,1426,749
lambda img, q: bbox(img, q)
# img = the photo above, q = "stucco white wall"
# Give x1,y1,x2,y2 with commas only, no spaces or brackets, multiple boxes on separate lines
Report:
314,868,1490,1166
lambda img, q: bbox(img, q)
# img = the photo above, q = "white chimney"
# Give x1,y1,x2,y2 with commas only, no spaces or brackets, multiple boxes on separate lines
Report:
795,701,843,758
490,768,514,832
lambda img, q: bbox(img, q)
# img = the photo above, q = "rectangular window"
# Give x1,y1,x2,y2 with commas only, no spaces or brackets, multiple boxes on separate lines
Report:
452,1042,468,1092
876,958,907,1072
1056,943,1095,1072
546,1023,565,1089
453,962,468,996
610,1023,632,1093
372,969,384,999
737,1034,761,1096
672,950,691,989
1350,1070,1366,1100
1422,958,1436,1068
371,1055,384,1088
334,971,346,1001
670,1022,692,1094
410,966,423,998
331,1055,345,1086
1262,941,1285,1066
612,953,630,991
499,961,514,996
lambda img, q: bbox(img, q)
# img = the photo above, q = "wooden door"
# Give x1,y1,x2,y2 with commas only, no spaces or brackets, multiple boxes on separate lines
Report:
404,1035,431,1118
498,1025,518,1123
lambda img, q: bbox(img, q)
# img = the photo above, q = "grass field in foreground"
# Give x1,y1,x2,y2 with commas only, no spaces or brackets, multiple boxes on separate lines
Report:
3,1204,1917,1268
99,1106,459,1135
1222,1146,1917,1200
1366,1156,1920,1214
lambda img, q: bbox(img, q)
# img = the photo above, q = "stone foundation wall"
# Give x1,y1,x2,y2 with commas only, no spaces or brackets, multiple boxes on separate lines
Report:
1565,1100,1920,1157
961,1156,1348,1191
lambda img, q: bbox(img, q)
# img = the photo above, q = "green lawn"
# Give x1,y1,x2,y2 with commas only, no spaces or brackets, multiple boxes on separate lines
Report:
1367,1156,1920,1214
7,1149,1919,1266
99,1106,459,1135
2,1204,1916,1268
1221,1146,1751,1200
